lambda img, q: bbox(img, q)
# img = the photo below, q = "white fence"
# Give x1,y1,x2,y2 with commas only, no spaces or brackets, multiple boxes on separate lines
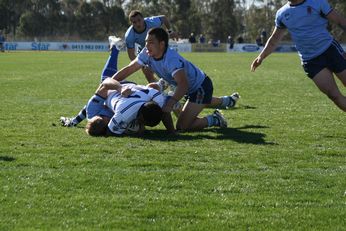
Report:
3,41,346,53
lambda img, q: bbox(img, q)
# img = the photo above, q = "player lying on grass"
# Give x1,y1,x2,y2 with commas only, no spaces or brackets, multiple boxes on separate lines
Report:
60,36,125,127
85,78,174,136
251,0,346,112
111,27,240,131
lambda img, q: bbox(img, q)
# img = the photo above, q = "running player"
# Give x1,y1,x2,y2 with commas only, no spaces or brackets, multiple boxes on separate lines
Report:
251,0,346,112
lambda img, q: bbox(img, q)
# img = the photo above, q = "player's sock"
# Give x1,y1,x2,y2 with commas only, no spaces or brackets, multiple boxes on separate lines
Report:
71,106,87,125
100,47,119,82
219,92,241,109
206,110,227,128
219,96,234,109
206,114,220,127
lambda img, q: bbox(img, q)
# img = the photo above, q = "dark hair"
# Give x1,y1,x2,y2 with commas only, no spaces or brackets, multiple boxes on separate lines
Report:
129,10,143,19
147,27,169,49
139,101,163,127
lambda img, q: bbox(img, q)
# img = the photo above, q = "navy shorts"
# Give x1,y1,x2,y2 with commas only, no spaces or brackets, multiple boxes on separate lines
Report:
302,40,346,79
185,75,213,104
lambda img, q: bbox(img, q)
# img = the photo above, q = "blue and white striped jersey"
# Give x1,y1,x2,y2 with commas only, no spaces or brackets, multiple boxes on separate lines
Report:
105,85,165,134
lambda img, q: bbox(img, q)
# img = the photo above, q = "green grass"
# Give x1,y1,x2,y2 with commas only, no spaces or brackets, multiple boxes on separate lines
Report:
0,51,345,230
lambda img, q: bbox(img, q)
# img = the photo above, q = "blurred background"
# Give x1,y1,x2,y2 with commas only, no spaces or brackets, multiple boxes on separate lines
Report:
0,0,345,43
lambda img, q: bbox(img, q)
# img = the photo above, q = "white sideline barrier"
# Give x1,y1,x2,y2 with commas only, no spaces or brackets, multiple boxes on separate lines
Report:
4,42,110,51
3,41,346,53
3,41,192,53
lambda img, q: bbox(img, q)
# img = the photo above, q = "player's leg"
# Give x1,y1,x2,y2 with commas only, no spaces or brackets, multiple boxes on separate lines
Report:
335,69,346,87
84,85,112,136
176,101,227,131
330,40,346,88
176,101,206,130
302,41,346,112
100,36,124,81
207,92,240,109
312,68,346,111
100,46,119,81
203,75,240,109
176,76,227,131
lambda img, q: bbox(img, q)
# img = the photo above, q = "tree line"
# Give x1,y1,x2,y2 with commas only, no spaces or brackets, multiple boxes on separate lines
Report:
0,0,345,43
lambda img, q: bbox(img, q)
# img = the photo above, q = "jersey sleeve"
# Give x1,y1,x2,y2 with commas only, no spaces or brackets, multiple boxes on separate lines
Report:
125,27,136,49
167,55,185,77
107,114,127,135
146,16,164,27
148,88,165,107
275,10,286,29
320,0,332,16
137,48,150,66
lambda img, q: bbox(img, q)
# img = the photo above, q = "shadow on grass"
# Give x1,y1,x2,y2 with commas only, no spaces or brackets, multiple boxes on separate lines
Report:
0,156,16,162
142,124,276,145
53,120,276,145
232,104,257,110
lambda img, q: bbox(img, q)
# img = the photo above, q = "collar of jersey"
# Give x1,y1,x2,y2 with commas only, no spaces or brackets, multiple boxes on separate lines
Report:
289,0,306,7
153,47,168,61
133,22,147,34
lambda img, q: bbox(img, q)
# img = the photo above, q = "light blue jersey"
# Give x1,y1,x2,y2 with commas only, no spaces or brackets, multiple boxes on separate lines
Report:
275,0,333,61
125,16,163,50
137,47,206,95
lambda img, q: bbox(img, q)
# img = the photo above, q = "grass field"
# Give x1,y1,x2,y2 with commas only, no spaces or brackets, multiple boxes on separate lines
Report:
0,51,345,230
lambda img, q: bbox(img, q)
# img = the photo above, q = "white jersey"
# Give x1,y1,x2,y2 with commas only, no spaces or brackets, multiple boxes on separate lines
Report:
105,85,165,134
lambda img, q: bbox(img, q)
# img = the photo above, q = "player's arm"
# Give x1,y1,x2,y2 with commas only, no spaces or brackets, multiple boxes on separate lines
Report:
94,78,122,98
101,78,122,91
112,58,142,82
251,27,286,72
127,47,137,61
159,15,172,30
162,69,188,113
327,9,346,31
159,15,177,38
162,112,176,134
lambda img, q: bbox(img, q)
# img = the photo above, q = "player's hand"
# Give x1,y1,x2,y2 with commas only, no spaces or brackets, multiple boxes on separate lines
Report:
251,57,262,72
121,87,133,97
162,104,173,113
